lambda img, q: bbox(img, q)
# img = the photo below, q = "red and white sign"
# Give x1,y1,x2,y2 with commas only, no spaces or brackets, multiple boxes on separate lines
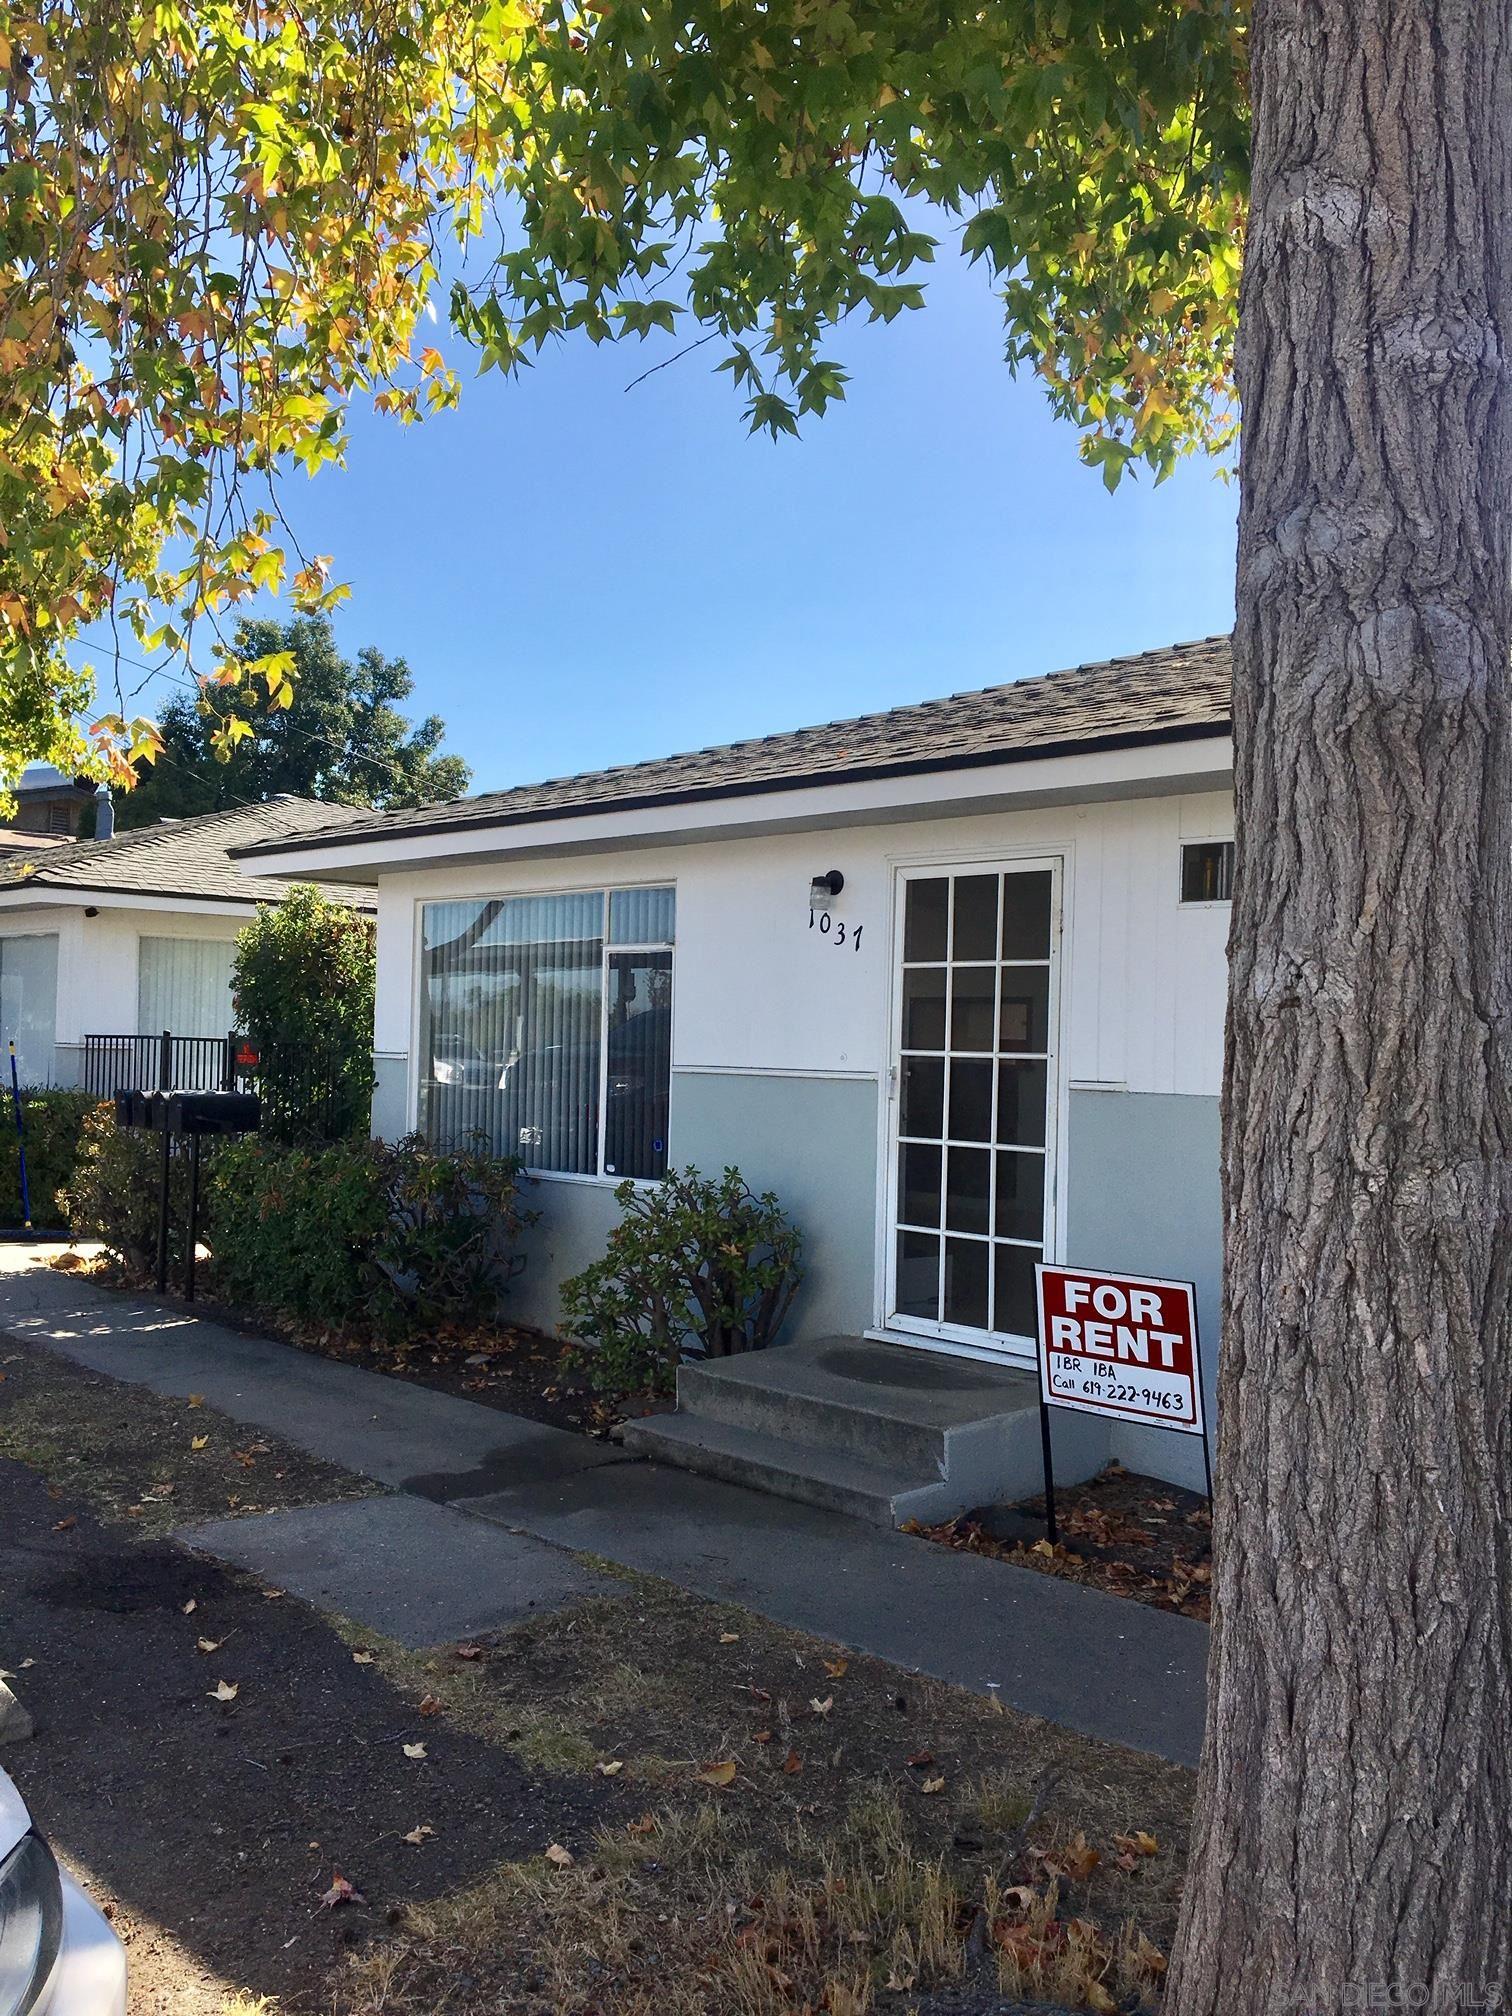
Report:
1034,1264,1205,1436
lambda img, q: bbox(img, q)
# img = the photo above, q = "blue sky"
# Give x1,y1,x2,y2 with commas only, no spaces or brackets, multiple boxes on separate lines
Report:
179,232,1239,797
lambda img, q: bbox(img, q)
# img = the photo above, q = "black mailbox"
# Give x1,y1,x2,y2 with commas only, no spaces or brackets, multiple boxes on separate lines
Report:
165,1089,261,1136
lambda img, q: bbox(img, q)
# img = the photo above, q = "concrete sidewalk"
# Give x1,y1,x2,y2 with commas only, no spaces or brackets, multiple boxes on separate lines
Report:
0,1248,1208,1766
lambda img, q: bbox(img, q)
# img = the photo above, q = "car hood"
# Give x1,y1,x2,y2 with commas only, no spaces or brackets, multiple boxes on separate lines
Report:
0,1764,30,1859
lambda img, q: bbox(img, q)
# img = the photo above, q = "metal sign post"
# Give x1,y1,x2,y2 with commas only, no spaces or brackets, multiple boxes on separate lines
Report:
1033,1262,1212,1540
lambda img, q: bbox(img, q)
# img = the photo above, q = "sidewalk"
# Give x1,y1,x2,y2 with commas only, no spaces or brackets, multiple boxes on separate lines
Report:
0,1247,1208,1766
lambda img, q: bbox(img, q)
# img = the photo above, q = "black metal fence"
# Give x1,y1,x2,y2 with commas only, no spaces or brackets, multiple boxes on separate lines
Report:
82,1029,371,1144
82,1031,234,1098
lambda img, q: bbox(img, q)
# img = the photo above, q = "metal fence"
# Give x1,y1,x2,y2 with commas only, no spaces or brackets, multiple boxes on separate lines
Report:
82,1029,371,1143
82,1031,234,1098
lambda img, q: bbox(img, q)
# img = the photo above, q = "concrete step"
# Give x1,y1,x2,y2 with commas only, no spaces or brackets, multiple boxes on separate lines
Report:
618,1412,959,1527
677,1335,1041,1475
628,1336,1110,1528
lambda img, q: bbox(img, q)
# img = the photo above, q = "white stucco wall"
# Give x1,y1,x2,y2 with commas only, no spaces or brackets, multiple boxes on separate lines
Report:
0,900,251,1083
371,786,1233,1104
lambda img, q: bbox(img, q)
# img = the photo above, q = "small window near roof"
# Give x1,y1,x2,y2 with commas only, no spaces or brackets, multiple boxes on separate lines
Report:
1181,840,1235,904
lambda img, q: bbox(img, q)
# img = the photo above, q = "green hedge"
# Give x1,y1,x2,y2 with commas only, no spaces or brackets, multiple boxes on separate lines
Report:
59,1103,198,1272
204,1133,535,1341
0,1089,98,1230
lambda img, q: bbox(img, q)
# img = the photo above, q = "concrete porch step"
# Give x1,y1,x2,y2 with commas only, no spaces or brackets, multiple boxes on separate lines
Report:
619,1411,957,1527
621,1335,1110,1528
677,1335,1039,1473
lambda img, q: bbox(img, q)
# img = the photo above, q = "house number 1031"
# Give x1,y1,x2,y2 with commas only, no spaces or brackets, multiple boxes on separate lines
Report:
809,909,863,950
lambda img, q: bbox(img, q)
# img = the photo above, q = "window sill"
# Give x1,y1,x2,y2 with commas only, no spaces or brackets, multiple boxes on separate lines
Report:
521,1167,662,1191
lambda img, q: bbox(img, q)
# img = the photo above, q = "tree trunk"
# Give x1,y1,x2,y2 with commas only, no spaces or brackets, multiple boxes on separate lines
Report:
1166,2,1512,2008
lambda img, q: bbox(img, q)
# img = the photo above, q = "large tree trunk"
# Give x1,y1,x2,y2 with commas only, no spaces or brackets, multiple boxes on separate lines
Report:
1166,2,1512,2008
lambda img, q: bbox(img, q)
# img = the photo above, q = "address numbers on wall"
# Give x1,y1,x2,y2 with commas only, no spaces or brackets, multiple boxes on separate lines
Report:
808,909,863,949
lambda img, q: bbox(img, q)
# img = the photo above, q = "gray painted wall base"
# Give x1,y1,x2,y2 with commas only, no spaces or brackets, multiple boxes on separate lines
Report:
1065,1087,1221,1494
373,1061,1224,1499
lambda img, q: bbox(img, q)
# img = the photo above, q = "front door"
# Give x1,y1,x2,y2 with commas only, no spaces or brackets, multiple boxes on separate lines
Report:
884,859,1061,1362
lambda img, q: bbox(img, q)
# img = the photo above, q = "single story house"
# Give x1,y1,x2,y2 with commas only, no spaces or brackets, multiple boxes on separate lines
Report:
235,638,1234,1510
0,797,375,1088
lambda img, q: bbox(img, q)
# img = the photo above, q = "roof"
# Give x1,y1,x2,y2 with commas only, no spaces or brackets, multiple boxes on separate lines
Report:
0,797,378,908
234,635,1234,861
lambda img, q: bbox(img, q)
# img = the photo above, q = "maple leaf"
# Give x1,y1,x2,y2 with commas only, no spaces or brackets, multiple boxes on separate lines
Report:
403,1825,435,1846
402,1742,427,1760
195,1636,222,1655
544,1843,575,1868
208,1679,239,1702
320,1869,365,1909
695,1759,738,1787
596,1760,624,1776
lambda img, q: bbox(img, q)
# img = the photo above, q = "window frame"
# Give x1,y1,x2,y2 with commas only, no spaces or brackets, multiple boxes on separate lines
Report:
1178,837,1236,907
412,881,676,1186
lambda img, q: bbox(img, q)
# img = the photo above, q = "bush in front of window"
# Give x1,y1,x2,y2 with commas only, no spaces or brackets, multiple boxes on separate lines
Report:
560,1166,804,1398
203,1134,536,1340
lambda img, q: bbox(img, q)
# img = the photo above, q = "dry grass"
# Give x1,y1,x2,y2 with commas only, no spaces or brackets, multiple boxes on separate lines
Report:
339,1782,1169,2016
322,1536,1189,2013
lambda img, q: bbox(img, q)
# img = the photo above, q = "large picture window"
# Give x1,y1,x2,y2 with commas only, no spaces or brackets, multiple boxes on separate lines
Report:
417,887,674,1180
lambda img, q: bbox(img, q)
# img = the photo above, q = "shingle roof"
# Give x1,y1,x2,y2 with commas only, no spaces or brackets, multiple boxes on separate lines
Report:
0,797,377,907
234,635,1234,860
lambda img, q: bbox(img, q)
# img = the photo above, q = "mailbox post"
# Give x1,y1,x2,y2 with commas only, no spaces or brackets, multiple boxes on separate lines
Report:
113,1087,261,1299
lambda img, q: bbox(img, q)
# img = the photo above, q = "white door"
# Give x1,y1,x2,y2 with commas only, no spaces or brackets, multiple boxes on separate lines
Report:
883,858,1062,1363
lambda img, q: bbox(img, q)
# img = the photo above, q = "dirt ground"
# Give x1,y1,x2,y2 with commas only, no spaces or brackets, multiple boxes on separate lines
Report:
906,1467,1214,1622
2,1340,1194,2016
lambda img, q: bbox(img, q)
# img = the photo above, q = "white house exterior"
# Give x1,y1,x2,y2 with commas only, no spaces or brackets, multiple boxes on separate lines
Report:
237,637,1234,1492
0,798,376,1087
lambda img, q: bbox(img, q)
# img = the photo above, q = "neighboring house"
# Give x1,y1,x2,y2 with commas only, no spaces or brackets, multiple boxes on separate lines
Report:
0,764,101,839
0,797,376,1087
235,637,1234,1498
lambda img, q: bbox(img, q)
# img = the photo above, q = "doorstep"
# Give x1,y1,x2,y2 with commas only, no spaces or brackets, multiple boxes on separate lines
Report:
619,1333,1108,1528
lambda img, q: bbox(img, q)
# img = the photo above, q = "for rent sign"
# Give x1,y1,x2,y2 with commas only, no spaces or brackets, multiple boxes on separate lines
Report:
1034,1264,1205,1437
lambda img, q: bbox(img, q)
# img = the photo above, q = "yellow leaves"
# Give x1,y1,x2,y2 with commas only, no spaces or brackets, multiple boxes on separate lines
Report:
208,1679,239,1702
695,1758,738,1787
544,1843,575,1868
190,1435,209,1451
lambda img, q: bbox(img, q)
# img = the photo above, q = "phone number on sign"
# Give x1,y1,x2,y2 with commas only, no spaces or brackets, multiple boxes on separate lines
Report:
1047,1355,1192,1414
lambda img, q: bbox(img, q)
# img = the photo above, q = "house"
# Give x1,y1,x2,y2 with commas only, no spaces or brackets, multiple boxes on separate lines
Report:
234,638,1234,1511
0,764,101,840
0,797,376,1088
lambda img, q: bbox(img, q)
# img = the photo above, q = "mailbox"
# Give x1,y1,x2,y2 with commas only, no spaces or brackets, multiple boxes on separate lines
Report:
165,1089,261,1136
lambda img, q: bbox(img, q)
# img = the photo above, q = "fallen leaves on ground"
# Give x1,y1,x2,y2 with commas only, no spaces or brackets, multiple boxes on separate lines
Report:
402,1825,435,1847
544,1843,575,1869
695,1758,738,1787
319,1870,365,1910
402,1742,427,1761
208,1679,239,1703
903,1463,1214,1619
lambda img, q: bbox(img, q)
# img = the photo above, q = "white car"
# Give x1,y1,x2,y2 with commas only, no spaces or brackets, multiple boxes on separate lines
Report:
0,1768,124,2016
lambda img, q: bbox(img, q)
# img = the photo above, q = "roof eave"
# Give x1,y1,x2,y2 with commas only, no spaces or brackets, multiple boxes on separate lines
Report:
231,717,1233,865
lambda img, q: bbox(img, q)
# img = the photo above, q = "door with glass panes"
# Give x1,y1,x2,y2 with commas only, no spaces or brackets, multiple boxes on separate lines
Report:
886,860,1060,1359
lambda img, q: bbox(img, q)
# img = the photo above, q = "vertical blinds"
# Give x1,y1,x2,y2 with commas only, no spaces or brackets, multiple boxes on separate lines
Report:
137,936,238,1040
0,933,58,1083
418,888,674,1179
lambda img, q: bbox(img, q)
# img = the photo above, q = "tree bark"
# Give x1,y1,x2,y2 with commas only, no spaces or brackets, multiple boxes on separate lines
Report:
1166,2,1512,2009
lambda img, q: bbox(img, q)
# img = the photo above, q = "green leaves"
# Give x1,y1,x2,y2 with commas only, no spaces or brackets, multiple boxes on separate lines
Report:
2,0,1248,794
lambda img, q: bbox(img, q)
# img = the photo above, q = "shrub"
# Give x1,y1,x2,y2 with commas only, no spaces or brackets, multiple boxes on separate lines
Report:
204,1133,534,1339
232,885,376,1142
560,1166,803,1398
0,1088,96,1228
373,1136,534,1329
59,1103,199,1274
206,1135,387,1325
